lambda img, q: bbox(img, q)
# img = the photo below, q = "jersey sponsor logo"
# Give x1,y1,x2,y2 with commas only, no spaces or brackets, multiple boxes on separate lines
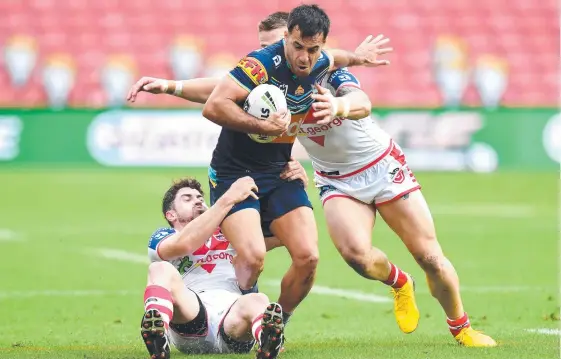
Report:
272,55,282,67
195,251,234,274
237,57,268,85
298,109,344,146
190,230,232,273
251,110,309,144
295,85,305,95
149,228,174,250
328,69,360,89
152,229,173,240
328,71,339,82
278,83,288,96
337,73,352,82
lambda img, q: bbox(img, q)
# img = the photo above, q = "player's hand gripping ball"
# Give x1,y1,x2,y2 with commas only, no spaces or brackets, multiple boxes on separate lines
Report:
243,84,288,143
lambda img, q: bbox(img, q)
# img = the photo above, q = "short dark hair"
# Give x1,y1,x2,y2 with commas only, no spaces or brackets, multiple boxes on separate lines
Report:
162,178,204,226
259,11,289,32
287,4,330,39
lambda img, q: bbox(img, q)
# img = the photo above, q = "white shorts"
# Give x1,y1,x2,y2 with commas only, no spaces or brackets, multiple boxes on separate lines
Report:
168,289,253,354
315,141,421,206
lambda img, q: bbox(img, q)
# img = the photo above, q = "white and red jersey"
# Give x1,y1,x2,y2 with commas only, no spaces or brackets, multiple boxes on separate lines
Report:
297,68,392,176
148,227,239,295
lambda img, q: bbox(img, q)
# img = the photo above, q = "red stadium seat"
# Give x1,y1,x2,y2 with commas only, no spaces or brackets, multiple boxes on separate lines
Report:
0,0,557,107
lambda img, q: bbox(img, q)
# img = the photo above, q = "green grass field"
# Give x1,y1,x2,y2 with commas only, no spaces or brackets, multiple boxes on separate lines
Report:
0,167,558,359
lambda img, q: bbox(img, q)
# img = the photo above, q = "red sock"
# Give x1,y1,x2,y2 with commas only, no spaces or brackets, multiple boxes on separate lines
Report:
381,263,409,289
251,314,264,344
447,312,471,337
144,285,174,329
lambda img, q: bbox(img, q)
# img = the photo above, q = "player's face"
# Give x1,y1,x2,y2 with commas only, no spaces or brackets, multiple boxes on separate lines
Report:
168,187,208,226
284,26,326,77
258,28,286,48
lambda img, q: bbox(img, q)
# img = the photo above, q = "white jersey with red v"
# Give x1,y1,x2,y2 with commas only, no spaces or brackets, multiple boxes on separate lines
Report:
298,68,393,176
148,227,240,294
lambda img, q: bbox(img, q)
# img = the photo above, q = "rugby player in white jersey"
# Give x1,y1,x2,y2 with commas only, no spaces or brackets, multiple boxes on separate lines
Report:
128,12,496,347
141,172,306,359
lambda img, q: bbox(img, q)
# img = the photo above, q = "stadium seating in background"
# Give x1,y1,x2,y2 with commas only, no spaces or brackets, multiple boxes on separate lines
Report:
0,0,557,108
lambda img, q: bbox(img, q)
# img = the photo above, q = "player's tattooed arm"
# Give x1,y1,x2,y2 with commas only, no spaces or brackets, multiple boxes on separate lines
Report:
335,86,371,120
326,34,392,71
202,76,289,135
126,77,219,103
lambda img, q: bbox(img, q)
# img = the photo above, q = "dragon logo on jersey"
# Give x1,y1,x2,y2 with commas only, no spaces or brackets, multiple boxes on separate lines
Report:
177,256,194,275
191,229,231,273
237,57,268,85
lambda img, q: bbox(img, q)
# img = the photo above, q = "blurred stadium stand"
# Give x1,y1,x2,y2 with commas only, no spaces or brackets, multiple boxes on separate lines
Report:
0,0,558,108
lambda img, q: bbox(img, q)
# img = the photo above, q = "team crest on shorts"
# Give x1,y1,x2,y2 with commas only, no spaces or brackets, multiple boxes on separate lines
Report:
389,167,405,184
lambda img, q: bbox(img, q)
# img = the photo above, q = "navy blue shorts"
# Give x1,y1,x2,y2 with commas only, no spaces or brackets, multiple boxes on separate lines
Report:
208,167,312,237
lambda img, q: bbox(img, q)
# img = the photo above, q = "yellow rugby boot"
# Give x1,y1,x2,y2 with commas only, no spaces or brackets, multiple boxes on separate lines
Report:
454,327,497,347
390,275,420,333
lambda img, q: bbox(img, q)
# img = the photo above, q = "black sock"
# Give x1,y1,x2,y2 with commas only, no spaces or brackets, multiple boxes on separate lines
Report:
239,282,259,295
282,311,292,324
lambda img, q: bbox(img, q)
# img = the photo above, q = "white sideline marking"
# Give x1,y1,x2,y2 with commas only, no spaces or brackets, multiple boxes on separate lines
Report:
96,248,149,264
263,280,390,303
0,290,136,300
94,248,539,296
310,284,391,303
94,249,390,303
525,328,561,336
94,249,391,303
431,204,537,218
0,229,22,241
417,285,539,294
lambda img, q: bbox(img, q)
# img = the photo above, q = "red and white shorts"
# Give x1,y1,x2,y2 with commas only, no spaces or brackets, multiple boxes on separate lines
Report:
315,141,421,206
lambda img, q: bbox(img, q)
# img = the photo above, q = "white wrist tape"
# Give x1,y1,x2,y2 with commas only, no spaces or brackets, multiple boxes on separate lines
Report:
340,97,351,118
161,80,169,94
173,81,183,96
328,95,338,116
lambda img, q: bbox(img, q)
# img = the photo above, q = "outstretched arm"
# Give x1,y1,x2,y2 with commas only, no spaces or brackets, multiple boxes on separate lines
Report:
326,34,392,71
127,77,219,104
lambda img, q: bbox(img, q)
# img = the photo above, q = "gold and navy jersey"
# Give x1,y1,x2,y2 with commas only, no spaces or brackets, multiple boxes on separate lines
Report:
210,39,331,175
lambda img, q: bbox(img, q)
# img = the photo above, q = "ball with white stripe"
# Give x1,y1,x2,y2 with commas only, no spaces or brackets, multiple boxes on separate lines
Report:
243,84,288,143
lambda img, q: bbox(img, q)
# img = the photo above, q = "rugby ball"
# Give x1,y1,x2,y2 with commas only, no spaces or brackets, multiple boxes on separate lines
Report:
243,84,288,143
